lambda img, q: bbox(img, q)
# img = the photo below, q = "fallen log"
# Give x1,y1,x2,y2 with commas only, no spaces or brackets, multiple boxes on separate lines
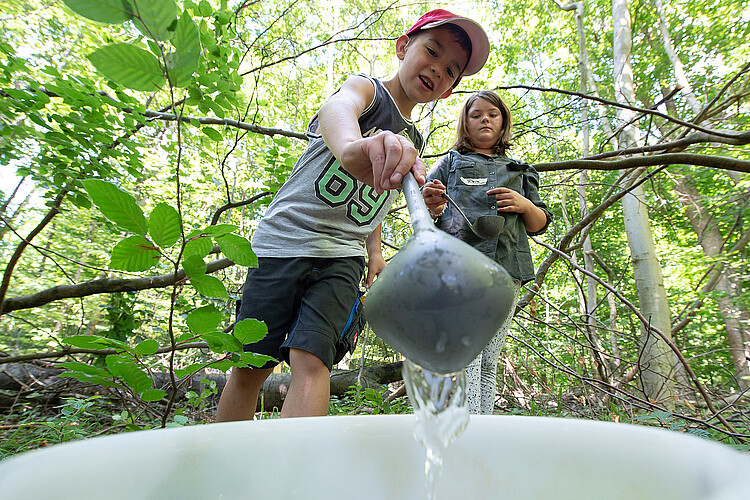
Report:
0,361,405,413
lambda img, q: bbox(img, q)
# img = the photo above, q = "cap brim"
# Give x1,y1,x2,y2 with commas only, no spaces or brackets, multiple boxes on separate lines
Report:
421,17,490,76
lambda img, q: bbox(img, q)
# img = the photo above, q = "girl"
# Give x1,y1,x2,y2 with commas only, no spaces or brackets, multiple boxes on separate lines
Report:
422,90,552,415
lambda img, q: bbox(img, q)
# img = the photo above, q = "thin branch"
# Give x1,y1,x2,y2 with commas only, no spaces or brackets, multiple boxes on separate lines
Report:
0,342,209,365
497,84,742,139
0,187,68,316
211,191,273,226
1,258,234,313
535,153,750,173
531,237,740,437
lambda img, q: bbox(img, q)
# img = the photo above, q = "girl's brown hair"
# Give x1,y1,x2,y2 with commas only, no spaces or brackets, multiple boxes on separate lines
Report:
452,90,513,155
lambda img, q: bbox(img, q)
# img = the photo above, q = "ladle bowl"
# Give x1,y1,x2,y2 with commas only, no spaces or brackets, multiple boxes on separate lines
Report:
364,174,515,373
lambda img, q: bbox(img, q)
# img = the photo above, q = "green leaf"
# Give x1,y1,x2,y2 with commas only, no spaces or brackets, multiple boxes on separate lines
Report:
209,359,236,372
149,203,181,248
87,43,165,92
202,127,222,141
201,331,242,353
60,361,112,378
190,274,228,298
184,235,213,259
132,0,179,41
186,305,221,334
64,335,118,350
106,354,153,393
175,361,212,378
197,0,213,17
61,0,133,24
59,362,118,388
168,12,201,87
83,179,148,235
135,339,159,356
182,254,207,278
234,318,267,345
201,224,237,236
110,235,160,271
142,389,166,401
239,352,276,367
216,233,257,267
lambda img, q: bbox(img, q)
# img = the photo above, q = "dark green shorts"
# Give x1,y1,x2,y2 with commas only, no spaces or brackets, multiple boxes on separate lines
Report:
236,256,364,370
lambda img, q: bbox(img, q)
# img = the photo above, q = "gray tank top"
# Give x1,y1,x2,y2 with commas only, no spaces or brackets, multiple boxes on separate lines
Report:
251,75,424,258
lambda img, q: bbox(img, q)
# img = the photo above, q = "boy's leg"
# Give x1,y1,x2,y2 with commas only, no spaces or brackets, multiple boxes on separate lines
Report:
215,366,274,422
279,256,365,418
280,348,331,418
214,258,304,422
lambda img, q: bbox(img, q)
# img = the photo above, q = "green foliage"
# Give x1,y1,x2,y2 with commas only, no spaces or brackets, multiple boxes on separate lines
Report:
149,202,181,248
329,383,411,416
183,378,219,417
234,318,268,345
88,43,167,91
61,0,134,24
83,179,148,234
215,233,257,267
186,305,222,334
129,0,180,41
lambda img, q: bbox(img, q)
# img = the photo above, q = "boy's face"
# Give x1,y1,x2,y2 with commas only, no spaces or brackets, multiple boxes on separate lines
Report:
396,27,470,103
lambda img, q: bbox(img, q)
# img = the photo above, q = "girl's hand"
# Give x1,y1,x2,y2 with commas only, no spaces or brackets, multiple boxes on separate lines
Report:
422,180,447,217
489,187,548,233
488,187,533,214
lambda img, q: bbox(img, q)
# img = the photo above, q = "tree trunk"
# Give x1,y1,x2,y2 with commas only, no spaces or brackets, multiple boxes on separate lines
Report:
651,0,702,116
673,175,750,388
613,0,675,405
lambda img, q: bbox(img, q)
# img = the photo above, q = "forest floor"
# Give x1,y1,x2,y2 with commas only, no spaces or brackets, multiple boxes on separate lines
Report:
2,379,749,461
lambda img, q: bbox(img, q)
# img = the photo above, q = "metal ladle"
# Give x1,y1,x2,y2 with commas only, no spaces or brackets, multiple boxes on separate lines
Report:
363,173,516,374
441,191,504,240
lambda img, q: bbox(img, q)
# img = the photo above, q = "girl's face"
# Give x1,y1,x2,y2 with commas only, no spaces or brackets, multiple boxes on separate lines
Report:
466,98,503,154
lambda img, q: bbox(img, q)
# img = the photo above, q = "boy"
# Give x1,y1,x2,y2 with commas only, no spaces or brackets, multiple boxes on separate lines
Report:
215,9,490,420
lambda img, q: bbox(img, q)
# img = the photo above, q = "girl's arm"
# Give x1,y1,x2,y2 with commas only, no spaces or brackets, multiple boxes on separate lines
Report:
490,188,549,233
422,180,447,217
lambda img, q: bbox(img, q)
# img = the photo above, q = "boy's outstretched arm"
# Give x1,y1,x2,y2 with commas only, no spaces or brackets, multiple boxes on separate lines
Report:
318,75,426,194
364,225,386,288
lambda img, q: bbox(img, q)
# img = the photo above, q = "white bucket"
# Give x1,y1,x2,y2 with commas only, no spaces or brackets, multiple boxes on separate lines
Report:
0,415,748,499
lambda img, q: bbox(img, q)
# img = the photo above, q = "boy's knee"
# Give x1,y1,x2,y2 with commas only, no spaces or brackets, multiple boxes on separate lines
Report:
289,348,328,374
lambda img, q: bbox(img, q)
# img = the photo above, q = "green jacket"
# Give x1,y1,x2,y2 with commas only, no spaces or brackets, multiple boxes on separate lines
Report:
427,150,552,283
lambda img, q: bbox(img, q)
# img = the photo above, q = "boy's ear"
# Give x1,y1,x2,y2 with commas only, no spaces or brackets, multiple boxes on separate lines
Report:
395,35,410,61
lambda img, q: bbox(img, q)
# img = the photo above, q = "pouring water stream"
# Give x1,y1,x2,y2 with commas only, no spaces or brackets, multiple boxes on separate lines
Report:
364,172,515,498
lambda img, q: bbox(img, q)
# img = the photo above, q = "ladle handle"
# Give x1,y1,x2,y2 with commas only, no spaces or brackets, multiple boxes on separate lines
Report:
402,172,435,233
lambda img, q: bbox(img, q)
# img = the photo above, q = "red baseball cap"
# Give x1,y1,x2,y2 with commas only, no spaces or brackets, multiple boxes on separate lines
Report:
405,9,490,80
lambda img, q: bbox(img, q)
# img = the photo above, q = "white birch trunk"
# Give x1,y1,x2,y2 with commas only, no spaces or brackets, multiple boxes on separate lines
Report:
613,0,675,404
651,0,702,116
